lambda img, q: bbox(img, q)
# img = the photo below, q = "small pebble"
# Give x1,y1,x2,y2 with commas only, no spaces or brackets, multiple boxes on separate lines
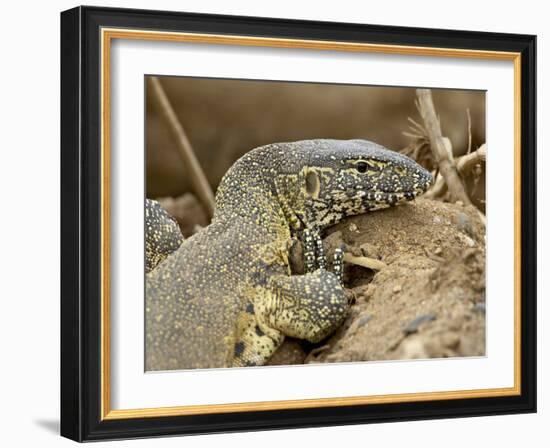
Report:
356,315,372,328
441,333,460,350
404,313,437,334
465,236,476,247
360,242,380,259
473,302,486,314
349,223,358,232
457,213,474,237
434,247,442,255
393,285,402,294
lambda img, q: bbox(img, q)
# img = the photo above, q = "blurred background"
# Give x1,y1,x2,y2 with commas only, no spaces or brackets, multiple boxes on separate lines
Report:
146,77,485,194
146,76,485,199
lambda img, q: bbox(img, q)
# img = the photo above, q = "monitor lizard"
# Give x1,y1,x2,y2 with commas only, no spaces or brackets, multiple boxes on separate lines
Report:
145,139,432,370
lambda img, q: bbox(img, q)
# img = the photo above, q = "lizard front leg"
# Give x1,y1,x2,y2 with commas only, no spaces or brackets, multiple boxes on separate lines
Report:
261,270,349,342
264,270,349,342
231,270,349,367
302,228,345,285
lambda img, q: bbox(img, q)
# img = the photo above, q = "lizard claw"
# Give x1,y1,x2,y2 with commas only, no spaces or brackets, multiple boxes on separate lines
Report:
302,228,328,273
331,244,346,285
302,228,317,273
313,229,327,271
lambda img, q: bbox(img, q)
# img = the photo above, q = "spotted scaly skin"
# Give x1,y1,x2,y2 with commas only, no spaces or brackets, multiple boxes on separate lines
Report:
145,199,184,273
145,139,433,370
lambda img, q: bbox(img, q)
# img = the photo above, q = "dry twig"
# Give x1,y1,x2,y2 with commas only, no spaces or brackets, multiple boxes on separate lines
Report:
401,117,435,171
343,253,387,271
466,108,473,155
425,144,486,200
416,89,472,206
458,143,486,174
149,76,215,219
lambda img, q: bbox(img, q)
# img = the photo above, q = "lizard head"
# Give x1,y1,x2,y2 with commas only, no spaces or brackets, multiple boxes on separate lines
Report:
275,139,433,230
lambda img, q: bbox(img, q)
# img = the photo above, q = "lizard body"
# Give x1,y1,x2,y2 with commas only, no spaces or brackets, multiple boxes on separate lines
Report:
145,139,432,370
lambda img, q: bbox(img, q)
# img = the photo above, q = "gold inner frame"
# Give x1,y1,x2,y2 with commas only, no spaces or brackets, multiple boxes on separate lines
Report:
100,27,522,420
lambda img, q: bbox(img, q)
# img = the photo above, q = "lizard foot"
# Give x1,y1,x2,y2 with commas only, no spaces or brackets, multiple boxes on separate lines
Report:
259,270,350,344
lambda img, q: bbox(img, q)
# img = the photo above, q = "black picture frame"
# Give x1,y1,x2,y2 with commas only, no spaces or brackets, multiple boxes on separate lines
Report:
61,5,536,442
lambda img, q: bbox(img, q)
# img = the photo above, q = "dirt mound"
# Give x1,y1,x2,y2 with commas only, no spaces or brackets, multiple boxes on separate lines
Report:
268,198,486,366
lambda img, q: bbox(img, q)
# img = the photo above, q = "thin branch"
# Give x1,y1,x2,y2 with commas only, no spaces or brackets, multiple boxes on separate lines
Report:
402,131,424,139
407,116,426,134
149,76,215,219
458,143,486,173
424,143,486,200
416,89,472,206
466,108,473,155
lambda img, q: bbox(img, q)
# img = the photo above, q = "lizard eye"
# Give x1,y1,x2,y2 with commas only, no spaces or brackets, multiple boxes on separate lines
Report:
356,162,369,173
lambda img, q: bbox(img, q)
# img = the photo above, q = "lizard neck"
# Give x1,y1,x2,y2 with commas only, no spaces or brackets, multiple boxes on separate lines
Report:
273,174,307,233
214,173,290,244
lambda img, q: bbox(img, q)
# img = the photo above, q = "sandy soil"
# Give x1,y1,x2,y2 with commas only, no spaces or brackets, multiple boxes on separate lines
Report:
269,198,486,365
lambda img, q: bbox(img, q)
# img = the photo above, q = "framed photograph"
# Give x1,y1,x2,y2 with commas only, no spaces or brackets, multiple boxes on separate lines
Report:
60,6,536,441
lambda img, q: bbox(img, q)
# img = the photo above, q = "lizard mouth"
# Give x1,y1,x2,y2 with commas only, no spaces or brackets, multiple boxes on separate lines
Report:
359,186,428,207
389,176,433,203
